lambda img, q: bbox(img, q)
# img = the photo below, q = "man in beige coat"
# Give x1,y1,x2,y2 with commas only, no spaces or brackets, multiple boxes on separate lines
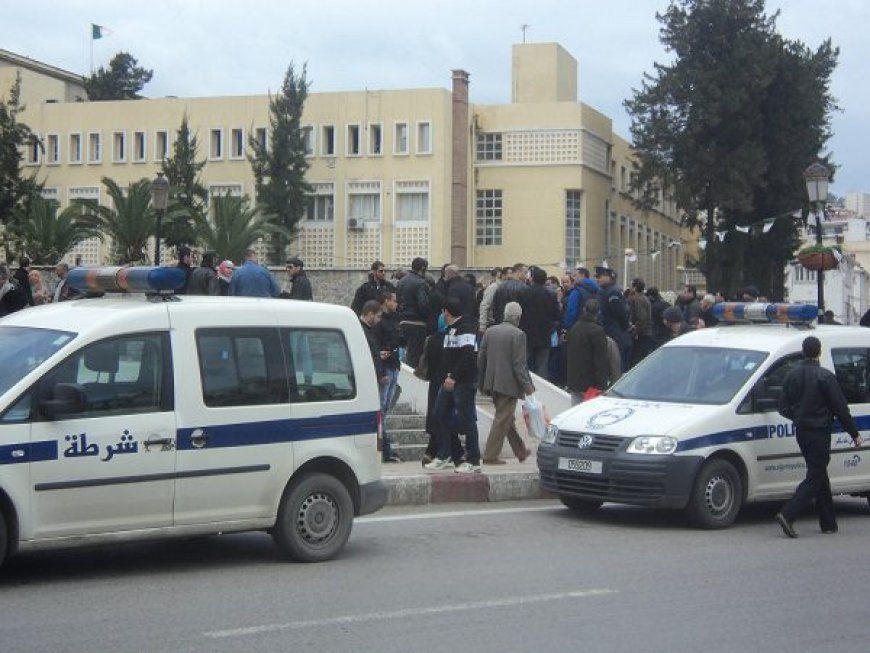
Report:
478,301,534,464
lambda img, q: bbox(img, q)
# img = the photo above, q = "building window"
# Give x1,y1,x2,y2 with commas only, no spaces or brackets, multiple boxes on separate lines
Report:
305,183,335,222
87,132,101,163
476,132,502,161
208,184,243,205
230,128,244,159
133,131,146,162
112,131,126,163
69,133,83,164
394,122,409,155
368,123,382,156
416,121,431,154
566,191,582,268
254,127,268,153
155,131,169,161
46,134,60,165
210,129,223,159
321,125,335,156
301,126,314,156
346,124,361,156
396,181,430,222
25,134,41,165
476,189,502,246
348,181,381,223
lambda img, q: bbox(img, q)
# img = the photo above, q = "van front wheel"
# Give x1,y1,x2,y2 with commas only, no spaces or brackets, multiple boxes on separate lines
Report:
686,459,742,529
273,473,354,563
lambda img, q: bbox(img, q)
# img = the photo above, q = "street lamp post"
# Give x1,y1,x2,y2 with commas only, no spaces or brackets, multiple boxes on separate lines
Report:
150,172,170,266
803,162,830,318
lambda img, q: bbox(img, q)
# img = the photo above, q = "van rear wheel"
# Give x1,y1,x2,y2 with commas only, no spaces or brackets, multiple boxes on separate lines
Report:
686,459,742,529
560,496,604,512
273,473,353,563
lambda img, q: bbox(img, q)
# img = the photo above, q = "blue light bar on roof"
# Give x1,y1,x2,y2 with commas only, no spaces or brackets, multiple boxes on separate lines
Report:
711,302,818,324
67,266,187,293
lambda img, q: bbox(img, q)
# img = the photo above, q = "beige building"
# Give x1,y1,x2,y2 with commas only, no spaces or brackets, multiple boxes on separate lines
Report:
4,43,682,288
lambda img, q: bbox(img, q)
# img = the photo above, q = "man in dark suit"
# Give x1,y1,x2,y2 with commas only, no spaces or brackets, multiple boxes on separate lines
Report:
519,266,560,378
566,299,609,405
478,301,534,464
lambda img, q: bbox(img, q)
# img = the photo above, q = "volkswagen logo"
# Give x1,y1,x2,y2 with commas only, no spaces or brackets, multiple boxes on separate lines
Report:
577,434,594,449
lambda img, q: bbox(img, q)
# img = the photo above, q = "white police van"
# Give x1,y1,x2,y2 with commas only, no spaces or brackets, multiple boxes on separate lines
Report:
538,303,870,528
0,267,386,568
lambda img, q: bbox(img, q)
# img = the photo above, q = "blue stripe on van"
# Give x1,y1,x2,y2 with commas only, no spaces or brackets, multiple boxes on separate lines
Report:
0,440,58,465
176,410,378,451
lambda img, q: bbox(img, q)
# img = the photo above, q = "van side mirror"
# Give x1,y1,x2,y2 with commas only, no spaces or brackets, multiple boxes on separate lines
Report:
40,383,86,418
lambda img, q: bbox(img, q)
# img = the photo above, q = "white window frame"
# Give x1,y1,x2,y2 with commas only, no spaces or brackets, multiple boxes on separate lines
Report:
321,125,335,156
154,130,169,162
209,128,224,161
230,128,245,160
394,121,409,156
253,126,268,154
112,130,127,163
207,182,244,208
415,120,432,155
46,133,60,165
301,125,315,157
132,130,147,163
346,180,382,224
305,183,336,222
475,189,503,246
346,124,361,157
368,123,383,157
87,132,101,164
25,133,42,166
69,132,83,164
394,180,430,223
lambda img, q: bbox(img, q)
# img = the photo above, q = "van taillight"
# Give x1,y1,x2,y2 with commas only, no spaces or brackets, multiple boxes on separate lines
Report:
377,410,384,452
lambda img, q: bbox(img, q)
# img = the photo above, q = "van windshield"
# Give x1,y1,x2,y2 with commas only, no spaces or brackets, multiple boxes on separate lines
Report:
609,345,768,405
0,326,76,397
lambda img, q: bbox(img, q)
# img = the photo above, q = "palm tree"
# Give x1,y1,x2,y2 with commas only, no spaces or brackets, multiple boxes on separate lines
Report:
12,194,103,264
86,177,156,264
194,194,285,263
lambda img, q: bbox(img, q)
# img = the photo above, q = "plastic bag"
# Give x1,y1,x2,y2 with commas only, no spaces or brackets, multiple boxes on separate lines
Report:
522,394,548,439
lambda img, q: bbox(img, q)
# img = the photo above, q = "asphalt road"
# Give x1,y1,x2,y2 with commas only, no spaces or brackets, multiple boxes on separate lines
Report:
1,498,869,653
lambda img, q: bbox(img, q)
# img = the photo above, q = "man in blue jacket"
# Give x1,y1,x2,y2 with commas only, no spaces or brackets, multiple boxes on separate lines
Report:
229,249,280,298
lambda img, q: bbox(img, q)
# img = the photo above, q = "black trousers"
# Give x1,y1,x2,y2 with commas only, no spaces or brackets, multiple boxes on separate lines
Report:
781,427,836,530
401,322,428,369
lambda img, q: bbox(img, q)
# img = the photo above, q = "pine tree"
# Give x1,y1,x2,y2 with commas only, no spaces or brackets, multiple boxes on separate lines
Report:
248,62,312,264
161,114,208,249
85,52,153,101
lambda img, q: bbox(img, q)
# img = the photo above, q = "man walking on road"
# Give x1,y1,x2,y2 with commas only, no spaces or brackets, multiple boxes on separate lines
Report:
478,301,534,465
775,336,863,538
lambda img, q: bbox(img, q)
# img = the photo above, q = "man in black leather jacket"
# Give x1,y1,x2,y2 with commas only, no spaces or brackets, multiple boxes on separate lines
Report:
775,336,863,538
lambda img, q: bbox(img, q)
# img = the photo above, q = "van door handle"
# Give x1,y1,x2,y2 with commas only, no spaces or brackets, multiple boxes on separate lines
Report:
189,428,209,449
143,436,175,452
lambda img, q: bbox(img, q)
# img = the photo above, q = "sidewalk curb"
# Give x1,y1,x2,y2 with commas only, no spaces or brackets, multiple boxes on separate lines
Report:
382,470,553,506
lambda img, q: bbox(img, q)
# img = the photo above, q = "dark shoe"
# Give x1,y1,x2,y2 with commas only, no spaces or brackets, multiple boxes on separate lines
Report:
775,513,798,539
517,447,532,463
821,525,838,534
421,454,433,468
482,458,507,465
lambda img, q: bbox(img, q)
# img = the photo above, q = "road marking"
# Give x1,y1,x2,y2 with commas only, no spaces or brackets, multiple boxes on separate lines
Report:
357,504,561,523
204,589,618,639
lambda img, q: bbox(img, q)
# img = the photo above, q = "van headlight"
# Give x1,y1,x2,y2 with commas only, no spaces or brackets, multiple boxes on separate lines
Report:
543,424,559,445
627,436,677,455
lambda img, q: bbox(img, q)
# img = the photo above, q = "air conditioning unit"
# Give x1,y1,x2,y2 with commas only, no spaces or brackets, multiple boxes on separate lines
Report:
348,218,363,230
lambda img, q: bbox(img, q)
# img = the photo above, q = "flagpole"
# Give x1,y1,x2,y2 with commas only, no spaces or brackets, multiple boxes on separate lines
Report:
89,24,93,74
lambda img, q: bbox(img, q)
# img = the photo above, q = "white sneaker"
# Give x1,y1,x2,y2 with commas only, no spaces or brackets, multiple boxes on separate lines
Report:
424,457,454,471
454,462,481,474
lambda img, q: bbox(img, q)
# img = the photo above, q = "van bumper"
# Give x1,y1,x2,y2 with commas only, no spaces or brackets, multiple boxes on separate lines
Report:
537,446,704,509
358,479,388,515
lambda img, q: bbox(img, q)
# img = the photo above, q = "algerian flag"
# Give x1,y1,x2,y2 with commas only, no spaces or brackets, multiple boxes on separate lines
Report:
92,24,112,39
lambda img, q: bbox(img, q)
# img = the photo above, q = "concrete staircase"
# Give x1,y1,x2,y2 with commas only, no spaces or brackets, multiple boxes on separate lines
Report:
386,403,429,462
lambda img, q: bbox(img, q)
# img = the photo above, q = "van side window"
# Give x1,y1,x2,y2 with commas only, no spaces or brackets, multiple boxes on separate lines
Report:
831,348,870,404
281,329,356,402
37,333,171,418
738,354,802,414
196,328,288,407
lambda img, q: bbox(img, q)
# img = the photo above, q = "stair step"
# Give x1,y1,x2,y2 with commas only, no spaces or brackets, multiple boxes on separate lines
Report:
385,414,426,429
386,429,429,446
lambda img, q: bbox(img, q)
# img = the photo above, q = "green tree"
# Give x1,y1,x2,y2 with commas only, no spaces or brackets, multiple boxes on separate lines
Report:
84,52,153,101
193,194,284,264
249,62,312,264
624,0,838,297
12,194,103,264
0,73,41,257
161,114,208,248
85,177,155,264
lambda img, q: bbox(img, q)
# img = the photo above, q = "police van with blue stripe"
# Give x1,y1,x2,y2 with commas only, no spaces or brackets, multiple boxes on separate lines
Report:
538,302,870,528
0,266,386,568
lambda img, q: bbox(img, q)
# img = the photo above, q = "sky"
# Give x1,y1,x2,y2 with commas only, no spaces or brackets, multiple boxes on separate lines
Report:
3,0,867,196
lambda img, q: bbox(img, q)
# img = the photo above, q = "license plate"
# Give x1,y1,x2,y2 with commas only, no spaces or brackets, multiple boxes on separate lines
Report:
558,457,603,474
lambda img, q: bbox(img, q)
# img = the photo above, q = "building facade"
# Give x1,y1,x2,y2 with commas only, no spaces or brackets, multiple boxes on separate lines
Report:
4,43,682,287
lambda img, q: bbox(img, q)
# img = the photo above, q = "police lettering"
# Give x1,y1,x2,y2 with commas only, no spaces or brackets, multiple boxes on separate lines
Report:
767,423,796,438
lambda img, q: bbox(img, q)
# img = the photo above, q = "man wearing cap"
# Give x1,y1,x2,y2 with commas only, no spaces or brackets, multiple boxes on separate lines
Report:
595,266,633,372
285,257,313,301
662,306,691,340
